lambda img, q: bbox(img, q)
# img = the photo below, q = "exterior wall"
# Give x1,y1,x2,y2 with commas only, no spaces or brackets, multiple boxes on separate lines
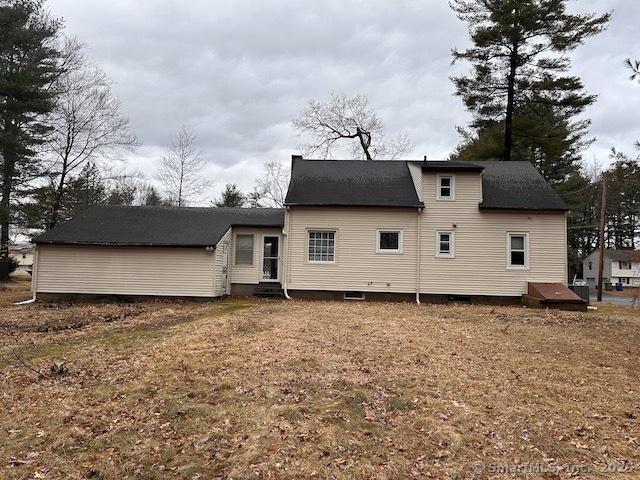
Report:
419,172,567,296
35,244,217,297
285,207,420,293
214,228,232,296
611,260,640,286
583,251,613,285
229,227,283,285
284,173,567,297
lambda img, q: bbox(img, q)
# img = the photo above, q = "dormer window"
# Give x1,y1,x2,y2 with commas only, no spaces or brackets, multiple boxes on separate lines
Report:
437,175,455,200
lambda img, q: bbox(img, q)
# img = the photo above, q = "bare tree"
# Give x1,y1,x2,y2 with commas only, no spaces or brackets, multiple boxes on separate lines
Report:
292,92,412,161
157,124,208,206
45,38,138,228
627,58,640,83
253,160,290,207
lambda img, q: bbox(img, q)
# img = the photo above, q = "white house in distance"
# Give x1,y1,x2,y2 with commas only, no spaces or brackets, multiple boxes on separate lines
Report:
30,157,585,309
583,249,640,289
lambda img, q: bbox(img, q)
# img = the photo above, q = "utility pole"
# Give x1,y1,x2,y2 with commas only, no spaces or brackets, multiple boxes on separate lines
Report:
597,172,607,302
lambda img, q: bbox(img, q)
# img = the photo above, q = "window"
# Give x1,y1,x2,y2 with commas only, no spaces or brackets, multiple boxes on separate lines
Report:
377,230,402,253
344,291,365,300
588,261,592,270
308,231,335,262
234,234,254,265
436,231,454,257
619,261,632,270
437,175,454,200
507,233,528,269
620,277,630,284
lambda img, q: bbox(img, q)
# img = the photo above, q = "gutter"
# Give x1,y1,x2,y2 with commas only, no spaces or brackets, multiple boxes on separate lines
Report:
282,207,292,300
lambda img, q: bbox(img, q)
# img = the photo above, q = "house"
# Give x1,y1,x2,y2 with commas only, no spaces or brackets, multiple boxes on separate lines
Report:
9,243,34,275
583,249,640,289
31,157,580,306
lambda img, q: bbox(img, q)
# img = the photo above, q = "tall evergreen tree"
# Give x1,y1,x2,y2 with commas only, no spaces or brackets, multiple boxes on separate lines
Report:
451,0,609,169
0,0,63,279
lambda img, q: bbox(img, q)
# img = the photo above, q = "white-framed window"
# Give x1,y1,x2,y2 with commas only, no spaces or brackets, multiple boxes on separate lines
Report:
507,233,529,269
308,230,336,262
436,231,454,257
619,261,632,270
620,277,630,284
437,174,455,200
588,261,592,270
234,234,254,265
376,230,403,254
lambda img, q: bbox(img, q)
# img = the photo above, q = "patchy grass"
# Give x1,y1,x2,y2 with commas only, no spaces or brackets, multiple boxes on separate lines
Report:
1,283,639,479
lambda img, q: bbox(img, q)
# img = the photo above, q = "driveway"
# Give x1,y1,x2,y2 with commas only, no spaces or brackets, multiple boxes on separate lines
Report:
590,292,637,306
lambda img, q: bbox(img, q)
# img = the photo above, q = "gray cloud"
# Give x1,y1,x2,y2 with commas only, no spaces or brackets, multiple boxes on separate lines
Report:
53,0,640,202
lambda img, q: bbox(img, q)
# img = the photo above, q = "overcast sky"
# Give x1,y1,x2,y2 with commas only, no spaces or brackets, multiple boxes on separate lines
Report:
51,0,640,203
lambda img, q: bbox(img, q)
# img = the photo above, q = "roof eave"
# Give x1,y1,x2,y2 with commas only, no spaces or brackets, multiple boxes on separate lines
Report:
478,204,569,212
283,202,425,208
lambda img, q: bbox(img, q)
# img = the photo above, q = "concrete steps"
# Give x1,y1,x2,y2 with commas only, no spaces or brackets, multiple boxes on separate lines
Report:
255,282,284,299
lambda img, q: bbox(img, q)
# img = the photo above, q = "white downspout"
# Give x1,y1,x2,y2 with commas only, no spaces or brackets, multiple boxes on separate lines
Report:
16,246,38,305
416,207,422,304
282,207,292,299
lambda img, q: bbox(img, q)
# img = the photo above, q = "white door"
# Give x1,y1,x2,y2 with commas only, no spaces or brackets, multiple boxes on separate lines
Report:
261,235,280,282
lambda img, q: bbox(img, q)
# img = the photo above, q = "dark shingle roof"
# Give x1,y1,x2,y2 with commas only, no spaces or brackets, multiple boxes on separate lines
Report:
33,206,284,247
420,160,484,172
473,160,568,211
604,249,640,262
284,158,423,207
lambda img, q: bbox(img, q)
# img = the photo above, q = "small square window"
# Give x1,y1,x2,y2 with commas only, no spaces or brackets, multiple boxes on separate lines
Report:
377,230,402,253
436,231,454,257
308,231,335,262
507,233,528,269
437,175,455,200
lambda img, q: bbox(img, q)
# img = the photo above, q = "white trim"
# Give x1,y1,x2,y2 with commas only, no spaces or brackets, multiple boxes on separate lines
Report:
437,174,455,201
435,230,455,258
260,234,282,282
507,232,529,270
234,233,254,266
306,229,337,264
376,229,403,254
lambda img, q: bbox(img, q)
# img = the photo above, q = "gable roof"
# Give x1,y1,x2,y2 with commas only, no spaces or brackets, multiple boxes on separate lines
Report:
33,206,284,247
284,158,423,207
285,157,567,211
473,160,568,211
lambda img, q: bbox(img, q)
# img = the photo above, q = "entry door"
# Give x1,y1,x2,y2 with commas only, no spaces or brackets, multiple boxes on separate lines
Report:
261,236,280,282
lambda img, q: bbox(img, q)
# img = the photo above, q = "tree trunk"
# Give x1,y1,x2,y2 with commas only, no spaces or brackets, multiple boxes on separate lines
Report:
0,140,16,280
48,166,68,229
357,127,373,161
503,43,518,162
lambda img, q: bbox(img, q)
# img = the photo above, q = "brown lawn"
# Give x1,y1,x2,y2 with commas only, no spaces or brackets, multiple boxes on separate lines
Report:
1,280,640,479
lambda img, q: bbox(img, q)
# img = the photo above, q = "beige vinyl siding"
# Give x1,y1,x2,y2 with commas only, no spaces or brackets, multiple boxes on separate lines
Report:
36,244,217,297
419,172,566,296
229,227,282,285
286,207,419,293
213,228,232,296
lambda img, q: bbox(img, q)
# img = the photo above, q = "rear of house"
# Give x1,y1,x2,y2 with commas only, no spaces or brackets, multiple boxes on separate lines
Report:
31,157,574,305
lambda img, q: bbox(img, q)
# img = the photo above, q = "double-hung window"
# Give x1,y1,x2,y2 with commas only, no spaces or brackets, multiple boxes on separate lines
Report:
235,234,254,265
507,233,529,269
437,175,454,200
308,231,335,262
619,261,631,270
436,231,454,257
377,230,402,254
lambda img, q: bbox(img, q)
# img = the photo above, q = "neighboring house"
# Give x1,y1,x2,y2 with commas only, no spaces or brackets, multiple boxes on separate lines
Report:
9,243,34,275
583,249,640,289
31,157,572,304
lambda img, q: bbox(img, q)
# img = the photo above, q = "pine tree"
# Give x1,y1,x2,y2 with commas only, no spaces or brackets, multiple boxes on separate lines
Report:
451,0,609,165
214,184,245,207
0,0,64,278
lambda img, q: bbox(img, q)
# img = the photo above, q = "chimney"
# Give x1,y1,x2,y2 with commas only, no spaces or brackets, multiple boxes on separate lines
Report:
291,154,302,169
